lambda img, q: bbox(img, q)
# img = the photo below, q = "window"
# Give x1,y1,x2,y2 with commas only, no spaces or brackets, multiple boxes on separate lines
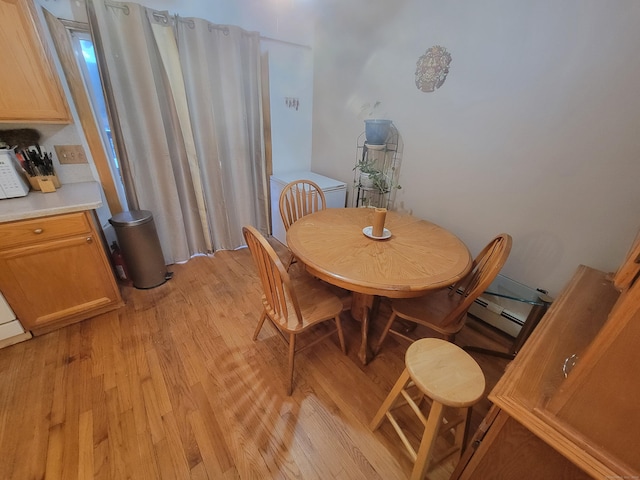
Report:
67,26,128,211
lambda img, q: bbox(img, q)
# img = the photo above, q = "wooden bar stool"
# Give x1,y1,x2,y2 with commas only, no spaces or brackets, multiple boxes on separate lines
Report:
370,338,485,480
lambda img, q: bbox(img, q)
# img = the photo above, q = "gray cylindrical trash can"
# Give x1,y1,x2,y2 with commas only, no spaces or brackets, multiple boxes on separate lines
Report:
109,210,169,289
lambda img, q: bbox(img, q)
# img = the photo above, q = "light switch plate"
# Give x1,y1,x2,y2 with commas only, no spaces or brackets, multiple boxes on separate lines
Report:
54,145,88,164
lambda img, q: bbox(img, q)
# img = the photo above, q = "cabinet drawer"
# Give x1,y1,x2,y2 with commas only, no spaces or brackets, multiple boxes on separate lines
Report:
0,212,92,250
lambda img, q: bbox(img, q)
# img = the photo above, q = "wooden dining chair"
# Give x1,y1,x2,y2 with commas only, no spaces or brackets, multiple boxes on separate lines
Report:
242,225,347,395
375,234,512,352
279,180,326,269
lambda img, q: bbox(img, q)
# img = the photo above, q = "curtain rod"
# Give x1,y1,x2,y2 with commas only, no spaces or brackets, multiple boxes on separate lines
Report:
259,35,311,50
63,11,310,50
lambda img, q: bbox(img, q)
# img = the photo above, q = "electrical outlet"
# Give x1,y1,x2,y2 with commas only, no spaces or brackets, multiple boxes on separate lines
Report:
54,145,88,164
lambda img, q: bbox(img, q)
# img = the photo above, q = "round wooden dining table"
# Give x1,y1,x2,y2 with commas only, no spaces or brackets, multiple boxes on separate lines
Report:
286,207,472,364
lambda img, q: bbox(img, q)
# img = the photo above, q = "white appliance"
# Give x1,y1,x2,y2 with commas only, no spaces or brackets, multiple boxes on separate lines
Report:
0,292,31,348
0,150,30,199
270,171,347,246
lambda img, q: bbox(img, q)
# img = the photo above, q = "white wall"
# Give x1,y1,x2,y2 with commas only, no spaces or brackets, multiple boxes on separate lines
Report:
266,41,314,174
311,0,640,296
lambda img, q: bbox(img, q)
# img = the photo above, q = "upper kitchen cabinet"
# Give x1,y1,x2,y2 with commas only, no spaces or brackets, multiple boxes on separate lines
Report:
0,0,71,123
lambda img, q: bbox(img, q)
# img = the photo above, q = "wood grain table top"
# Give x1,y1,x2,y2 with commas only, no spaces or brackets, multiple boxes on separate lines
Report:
286,208,472,298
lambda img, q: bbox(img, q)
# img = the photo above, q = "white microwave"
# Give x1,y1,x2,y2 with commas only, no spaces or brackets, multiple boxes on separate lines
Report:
0,149,30,199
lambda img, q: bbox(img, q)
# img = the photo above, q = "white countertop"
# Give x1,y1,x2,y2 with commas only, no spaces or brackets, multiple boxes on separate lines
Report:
0,182,103,223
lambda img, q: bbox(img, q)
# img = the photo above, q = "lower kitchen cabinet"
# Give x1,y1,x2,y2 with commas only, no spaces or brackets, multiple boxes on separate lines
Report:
0,210,123,335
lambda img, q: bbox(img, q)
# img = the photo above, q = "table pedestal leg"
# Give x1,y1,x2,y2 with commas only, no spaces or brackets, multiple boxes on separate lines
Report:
351,293,378,365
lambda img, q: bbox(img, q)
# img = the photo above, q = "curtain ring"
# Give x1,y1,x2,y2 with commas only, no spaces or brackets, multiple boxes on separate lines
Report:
176,15,195,29
207,23,230,35
105,0,130,15
152,12,170,24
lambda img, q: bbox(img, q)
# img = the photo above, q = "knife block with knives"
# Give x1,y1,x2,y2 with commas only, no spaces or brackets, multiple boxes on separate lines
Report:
0,128,60,193
27,174,60,192
23,151,60,192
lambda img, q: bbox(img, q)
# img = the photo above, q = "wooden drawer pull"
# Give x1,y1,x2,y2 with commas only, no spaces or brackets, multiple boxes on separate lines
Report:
34,228,43,234
86,237,93,244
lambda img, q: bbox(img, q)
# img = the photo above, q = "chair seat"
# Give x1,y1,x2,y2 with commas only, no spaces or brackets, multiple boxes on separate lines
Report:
405,338,485,407
325,283,353,312
264,275,343,332
376,234,512,351
282,260,308,280
391,288,467,336
288,265,352,312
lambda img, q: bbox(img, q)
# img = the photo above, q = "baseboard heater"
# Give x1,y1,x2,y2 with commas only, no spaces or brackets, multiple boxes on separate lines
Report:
467,274,545,338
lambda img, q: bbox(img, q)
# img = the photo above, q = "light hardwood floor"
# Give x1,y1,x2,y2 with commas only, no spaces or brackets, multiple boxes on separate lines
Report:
0,240,511,479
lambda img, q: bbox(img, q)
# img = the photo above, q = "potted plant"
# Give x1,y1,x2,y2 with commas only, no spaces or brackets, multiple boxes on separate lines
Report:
364,119,393,145
354,157,395,195
360,101,392,146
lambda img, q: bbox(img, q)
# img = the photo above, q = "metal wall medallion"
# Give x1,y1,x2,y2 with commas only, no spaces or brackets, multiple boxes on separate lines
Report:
415,45,452,93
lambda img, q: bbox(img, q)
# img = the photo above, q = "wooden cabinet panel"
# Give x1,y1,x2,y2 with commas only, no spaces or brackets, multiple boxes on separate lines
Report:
456,251,640,479
459,411,590,480
0,211,122,334
545,287,640,471
0,211,89,249
0,0,71,123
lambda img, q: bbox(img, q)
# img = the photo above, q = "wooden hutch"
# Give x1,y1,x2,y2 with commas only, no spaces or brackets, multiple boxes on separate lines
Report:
453,231,640,478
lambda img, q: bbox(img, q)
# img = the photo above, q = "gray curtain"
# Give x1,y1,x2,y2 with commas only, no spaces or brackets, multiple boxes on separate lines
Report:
176,19,269,250
87,0,268,263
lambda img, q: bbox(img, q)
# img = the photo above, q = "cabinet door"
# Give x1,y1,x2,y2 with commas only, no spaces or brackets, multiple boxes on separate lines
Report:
0,0,71,123
0,233,121,331
458,411,591,479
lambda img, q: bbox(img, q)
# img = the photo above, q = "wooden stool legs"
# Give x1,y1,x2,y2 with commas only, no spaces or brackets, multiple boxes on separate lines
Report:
412,402,470,480
371,368,473,480
370,369,411,431
371,339,485,479
370,376,471,480
412,401,445,480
